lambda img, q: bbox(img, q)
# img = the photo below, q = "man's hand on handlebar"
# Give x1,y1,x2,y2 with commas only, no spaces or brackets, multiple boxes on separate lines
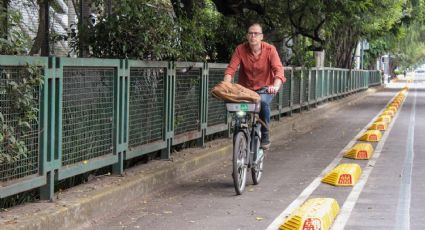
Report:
267,85,279,95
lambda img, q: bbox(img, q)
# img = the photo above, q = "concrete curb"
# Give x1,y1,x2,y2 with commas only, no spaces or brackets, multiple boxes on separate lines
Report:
0,88,381,230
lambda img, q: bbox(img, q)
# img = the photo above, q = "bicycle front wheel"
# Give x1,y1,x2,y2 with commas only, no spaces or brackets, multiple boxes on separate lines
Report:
252,135,264,185
233,131,248,195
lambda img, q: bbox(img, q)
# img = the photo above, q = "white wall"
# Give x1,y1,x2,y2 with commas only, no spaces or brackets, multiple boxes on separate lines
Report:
10,0,76,56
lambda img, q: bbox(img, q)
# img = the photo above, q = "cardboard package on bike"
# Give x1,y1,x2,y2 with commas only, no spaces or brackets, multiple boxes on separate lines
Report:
210,81,260,103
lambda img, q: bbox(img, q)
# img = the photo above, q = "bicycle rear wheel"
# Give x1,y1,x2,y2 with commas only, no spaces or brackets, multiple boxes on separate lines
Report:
233,131,248,195
252,136,264,184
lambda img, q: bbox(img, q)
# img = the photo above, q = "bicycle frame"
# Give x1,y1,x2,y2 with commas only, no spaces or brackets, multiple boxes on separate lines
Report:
233,112,261,168
227,102,263,195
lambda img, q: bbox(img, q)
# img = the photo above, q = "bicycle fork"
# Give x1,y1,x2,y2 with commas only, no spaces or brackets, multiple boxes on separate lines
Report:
250,118,263,167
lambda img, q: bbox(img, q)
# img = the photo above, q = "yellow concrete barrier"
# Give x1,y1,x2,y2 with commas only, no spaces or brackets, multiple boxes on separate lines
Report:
358,130,382,142
381,110,395,117
386,106,397,113
344,143,374,160
321,163,362,186
279,198,340,230
375,115,391,124
368,121,387,131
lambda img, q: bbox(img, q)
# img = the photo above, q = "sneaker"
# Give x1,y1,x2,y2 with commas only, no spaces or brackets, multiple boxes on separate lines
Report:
261,134,271,150
261,141,271,150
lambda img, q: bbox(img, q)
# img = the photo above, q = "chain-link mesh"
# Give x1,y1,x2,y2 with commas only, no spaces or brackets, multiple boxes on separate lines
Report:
62,67,114,165
208,69,226,127
175,68,201,135
333,71,338,94
303,69,309,103
317,70,323,98
344,71,347,92
323,70,329,97
129,68,165,148
310,70,317,101
0,67,40,182
281,69,291,109
369,71,381,85
270,92,279,112
293,70,301,106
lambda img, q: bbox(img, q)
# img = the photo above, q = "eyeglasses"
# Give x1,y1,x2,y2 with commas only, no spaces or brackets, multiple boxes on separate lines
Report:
247,32,263,36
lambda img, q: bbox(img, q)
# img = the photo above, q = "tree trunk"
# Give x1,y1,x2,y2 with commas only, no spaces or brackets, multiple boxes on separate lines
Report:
30,0,49,56
1,0,8,39
79,0,91,57
329,25,359,69
106,0,112,16
315,50,325,67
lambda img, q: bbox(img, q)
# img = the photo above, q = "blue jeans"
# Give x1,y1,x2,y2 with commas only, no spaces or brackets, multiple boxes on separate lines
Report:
256,88,274,142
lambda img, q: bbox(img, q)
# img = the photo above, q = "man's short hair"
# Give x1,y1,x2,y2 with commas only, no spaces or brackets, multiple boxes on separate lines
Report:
248,22,263,32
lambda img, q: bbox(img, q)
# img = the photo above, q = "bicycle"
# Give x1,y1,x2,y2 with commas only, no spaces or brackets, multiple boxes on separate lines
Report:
226,102,265,195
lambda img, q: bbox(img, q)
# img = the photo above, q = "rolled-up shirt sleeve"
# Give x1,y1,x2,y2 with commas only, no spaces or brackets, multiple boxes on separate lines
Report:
270,46,286,84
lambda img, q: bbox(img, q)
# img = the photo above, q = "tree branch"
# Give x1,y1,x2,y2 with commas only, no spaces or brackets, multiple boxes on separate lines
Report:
211,0,265,16
286,1,325,46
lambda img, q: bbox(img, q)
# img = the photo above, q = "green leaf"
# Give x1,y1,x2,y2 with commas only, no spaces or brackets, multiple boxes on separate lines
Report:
19,121,32,130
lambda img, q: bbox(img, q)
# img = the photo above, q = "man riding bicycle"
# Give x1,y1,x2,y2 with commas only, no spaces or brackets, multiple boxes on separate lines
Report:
223,22,286,150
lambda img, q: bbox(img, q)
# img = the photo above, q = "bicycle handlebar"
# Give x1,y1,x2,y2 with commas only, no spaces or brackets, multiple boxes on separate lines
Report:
256,86,279,95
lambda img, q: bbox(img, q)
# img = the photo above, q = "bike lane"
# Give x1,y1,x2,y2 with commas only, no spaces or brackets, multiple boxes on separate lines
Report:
78,88,402,230
343,87,425,230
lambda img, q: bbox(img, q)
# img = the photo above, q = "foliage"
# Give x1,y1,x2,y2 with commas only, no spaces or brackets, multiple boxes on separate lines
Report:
320,0,404,68
86,0,222,61
172,0,223,61
87,0,177,59
0,4,32,55
2,0,425,68
361,0,425,69
0,65,43,164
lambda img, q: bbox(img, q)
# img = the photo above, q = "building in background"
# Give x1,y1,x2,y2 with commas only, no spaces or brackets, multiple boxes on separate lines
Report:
9,0,78,56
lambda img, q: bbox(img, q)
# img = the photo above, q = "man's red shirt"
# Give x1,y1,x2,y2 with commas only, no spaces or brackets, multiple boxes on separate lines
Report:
224,42,286,91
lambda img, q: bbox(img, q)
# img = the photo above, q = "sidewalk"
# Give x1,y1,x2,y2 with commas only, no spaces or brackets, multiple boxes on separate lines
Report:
0,88,381,230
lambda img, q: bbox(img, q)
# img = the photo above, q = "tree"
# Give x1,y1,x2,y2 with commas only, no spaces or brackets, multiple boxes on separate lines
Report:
0,0,32,55
1,0,8,39
29,0,50,56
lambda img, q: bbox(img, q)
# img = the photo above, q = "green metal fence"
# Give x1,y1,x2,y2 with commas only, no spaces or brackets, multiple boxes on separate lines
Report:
207,63,228,136
0,55,382,200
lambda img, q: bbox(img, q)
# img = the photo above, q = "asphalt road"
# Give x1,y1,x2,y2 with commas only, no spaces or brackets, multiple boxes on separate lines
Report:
78,83,425,230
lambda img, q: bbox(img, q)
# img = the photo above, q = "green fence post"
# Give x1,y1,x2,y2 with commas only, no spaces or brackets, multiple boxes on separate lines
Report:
331,70,335,99
306,69,310,110
324,69,328,100
289,69,294,115
317,69,321,101
299,69,304,111
112,59,129,175
342,70,351,96
276,79,283,119
339,70,342,96
161,62,175,159
197,62,208,147
39,56,62,201
312,68,319,106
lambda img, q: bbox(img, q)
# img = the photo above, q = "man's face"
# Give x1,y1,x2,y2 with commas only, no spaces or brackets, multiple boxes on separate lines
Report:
246,25,263,46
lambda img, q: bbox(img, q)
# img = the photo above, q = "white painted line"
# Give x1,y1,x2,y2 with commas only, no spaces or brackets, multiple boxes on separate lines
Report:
266,93,399,230
395,89,416,230
332,91,407,229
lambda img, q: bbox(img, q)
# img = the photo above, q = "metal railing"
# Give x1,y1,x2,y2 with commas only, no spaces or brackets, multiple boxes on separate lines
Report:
0,55,381,200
